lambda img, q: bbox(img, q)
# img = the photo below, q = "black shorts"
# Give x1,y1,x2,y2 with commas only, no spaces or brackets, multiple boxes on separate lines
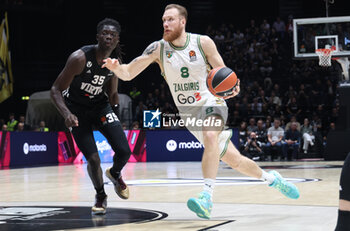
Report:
66,101,130,159
340,153,350,201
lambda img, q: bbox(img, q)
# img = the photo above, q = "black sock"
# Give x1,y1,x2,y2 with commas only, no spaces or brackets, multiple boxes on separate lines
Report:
110,167,120,179
95,186,106,195
335,210,350,231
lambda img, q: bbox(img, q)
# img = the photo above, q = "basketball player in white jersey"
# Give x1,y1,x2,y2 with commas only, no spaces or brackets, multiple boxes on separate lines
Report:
103,4,299,219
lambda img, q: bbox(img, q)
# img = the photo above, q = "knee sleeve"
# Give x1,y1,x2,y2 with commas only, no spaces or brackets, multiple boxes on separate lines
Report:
340,153,350,201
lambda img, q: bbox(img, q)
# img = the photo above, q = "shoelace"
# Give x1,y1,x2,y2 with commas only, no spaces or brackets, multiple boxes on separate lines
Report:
274,178,291,194
198,193,212,205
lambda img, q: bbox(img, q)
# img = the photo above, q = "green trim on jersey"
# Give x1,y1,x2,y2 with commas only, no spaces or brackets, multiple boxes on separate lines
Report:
197,35,209,65
160,40,166,78
220,129,233,159
169,33,190,50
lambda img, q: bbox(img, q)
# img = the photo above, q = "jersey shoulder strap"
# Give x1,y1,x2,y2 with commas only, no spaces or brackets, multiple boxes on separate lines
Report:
159,39,166,78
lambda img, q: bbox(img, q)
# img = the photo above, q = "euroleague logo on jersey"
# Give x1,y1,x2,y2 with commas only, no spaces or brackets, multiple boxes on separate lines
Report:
189,50,197,62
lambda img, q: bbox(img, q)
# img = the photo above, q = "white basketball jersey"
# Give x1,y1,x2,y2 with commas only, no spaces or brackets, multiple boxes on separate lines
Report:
160,33,226,108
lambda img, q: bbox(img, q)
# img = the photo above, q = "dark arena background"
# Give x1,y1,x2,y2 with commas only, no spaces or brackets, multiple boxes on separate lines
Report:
1,0,350,230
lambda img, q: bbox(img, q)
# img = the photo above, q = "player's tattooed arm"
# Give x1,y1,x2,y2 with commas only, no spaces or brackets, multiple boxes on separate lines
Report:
103,41,160,81
143,42,159,56
127,42,158,65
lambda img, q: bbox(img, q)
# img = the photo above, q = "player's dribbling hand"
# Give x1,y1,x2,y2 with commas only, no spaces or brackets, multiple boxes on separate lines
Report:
65,113,79,129
102,58,120,71
223,79,240,100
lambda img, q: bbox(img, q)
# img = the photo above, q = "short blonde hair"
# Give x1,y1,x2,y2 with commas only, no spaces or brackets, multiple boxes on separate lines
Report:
165,4,188,21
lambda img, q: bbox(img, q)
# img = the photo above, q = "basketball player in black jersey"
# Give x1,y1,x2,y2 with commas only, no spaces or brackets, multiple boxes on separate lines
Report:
335,153,350,230
51,18,131,215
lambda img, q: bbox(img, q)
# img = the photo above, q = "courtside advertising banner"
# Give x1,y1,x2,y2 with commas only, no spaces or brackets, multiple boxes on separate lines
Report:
57,131,83,164
0,131,11,168
146,129,239,161
10,132,58,167
81,130,146,163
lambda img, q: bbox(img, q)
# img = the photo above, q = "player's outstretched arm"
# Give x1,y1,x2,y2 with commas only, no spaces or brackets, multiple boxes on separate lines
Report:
102,41,160,81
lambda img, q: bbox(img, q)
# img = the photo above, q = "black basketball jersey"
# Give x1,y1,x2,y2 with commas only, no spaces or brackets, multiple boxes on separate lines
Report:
64,45,115,108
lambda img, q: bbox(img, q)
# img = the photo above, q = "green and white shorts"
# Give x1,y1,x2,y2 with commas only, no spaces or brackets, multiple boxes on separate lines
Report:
178,96,232,158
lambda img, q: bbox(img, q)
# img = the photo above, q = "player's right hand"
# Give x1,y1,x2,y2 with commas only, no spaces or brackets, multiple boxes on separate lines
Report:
102,58,120,71
65,114,79,128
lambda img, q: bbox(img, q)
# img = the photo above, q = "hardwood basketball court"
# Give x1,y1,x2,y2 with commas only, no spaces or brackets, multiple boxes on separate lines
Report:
0,160,342,230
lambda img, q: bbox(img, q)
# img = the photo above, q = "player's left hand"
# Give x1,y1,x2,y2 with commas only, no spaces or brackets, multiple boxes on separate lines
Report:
223,79,240,100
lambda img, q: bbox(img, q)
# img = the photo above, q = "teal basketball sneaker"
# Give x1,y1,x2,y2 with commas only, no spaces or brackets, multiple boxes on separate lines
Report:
187,191,213,219
269,170,300,199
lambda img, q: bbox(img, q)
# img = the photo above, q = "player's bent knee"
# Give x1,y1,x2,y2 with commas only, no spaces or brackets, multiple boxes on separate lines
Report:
203,130,219,144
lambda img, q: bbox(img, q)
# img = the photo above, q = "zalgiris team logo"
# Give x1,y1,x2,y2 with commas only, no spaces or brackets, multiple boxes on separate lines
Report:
166,50,173,58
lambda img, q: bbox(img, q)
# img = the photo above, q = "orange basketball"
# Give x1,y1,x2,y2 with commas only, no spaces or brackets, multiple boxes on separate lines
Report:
206,66,238,98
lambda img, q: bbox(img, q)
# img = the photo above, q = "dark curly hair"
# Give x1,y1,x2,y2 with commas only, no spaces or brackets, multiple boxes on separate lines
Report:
97,18,123,61
97,18,121,34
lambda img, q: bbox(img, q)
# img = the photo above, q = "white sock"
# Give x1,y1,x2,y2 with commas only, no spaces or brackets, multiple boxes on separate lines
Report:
203,178,215,196
260,170,276,185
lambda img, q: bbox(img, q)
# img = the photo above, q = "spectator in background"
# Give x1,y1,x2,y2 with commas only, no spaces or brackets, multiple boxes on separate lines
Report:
260,19,270,32
131,121,140,130
272,104,284,119
134,101,147,123
16,122,24,132
283,122,301,161
286,15,294,35
18,115,31,131
239,121,248,151
259,51,273,77
122,123,127,130
328,107,339,124
233,29,244,46
145,92,156,108
243,132,265,161
247,117,257,133
285,115,301,132
255,119,268,153
251,97,263,116
272,17,286,39
129,86,142,102
300,118,315,154
269,90,282,107
266,118,284,160
286,96,301,120
6,113,18,132
257,89,268,105
2,124,7,132
38,120,49,132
